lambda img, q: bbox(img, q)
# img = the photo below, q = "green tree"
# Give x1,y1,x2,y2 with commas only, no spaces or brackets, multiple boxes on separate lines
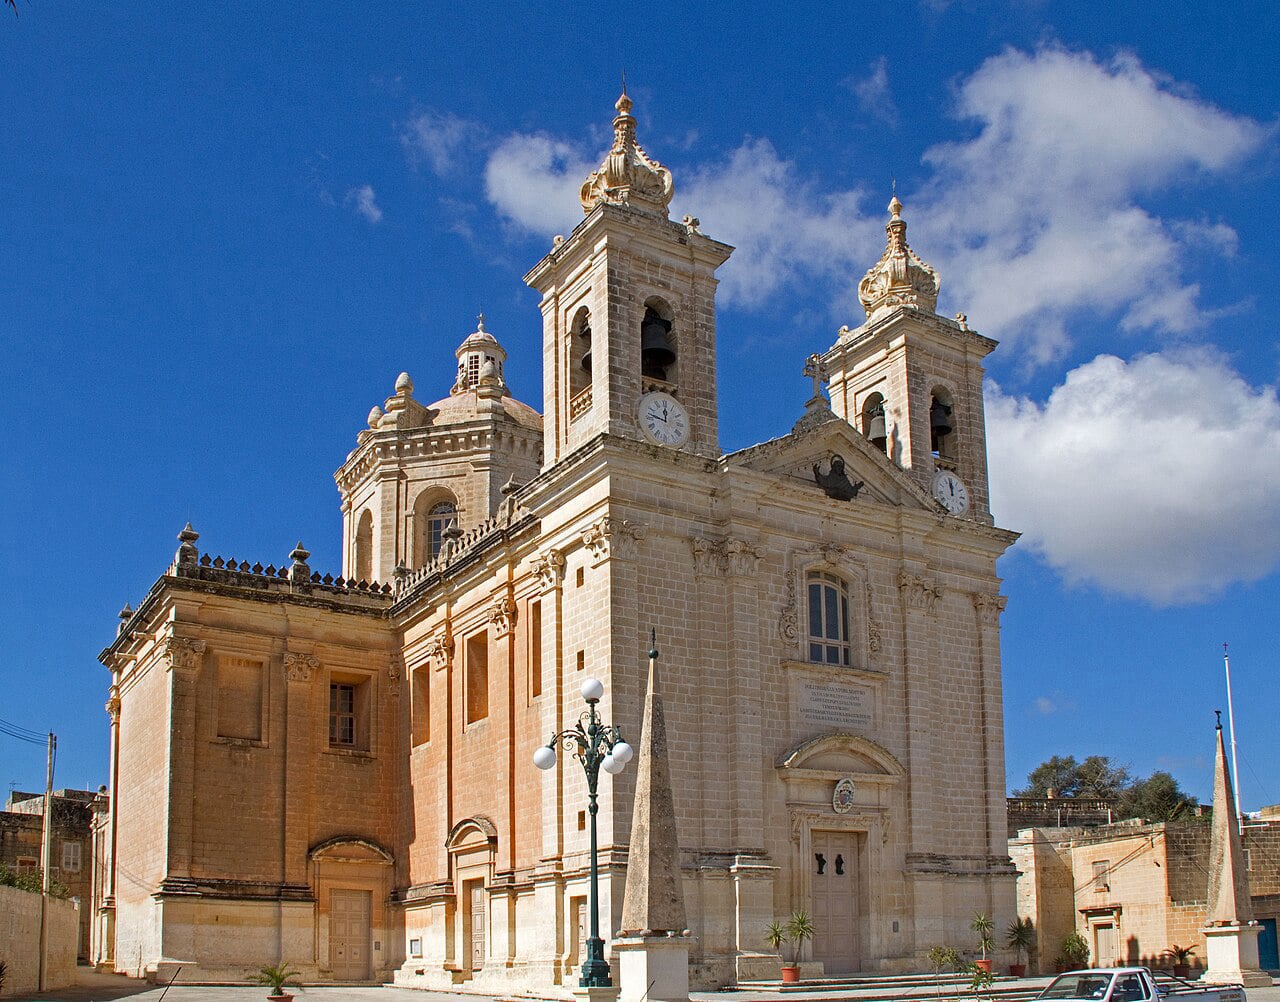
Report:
1014,755,1083,797
1015,757,1198,823
1122,771,1197,821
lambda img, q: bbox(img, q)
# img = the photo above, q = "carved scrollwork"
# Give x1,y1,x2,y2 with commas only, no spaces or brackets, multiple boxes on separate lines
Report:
898,570,942,613
388,655,403,684
690,537,720,577
972,592,1007,627
582,517,646,565
163,637,206,673
105,695,121,721
283,652,319,683
488,594,518,636
690,536,763,577
531,548,566,592
724,537,764,577
779,573,799,644
424,627,455,665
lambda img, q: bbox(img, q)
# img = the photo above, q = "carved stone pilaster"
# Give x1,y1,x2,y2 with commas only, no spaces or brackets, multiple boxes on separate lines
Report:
531,548,565,592
163,638,206,674
582,517,646,565
488,594,518,637
972,592,1007,628
388,655,403,689
898,570,942,613
105,695,121,721
724,537,764,577
283,653,319,683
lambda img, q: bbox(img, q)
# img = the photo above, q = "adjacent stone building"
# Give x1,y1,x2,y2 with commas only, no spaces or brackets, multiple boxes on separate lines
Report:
1,788,101,961
97,93,1019,990
1010,818,1280,974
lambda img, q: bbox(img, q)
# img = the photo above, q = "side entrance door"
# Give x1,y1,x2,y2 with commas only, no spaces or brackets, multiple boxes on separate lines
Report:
810,831,860,975
465,879,486,973
329,889,371,981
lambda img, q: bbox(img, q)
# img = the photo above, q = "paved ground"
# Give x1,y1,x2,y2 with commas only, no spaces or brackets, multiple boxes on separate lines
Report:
15,969,1280,1002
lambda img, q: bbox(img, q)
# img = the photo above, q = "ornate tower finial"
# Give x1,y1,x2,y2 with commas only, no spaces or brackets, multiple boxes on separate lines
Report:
856,194,940,321
579,89,674,218
453,315,508,396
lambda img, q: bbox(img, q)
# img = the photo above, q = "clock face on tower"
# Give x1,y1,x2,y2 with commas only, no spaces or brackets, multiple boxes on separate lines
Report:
638,391,689,447
932,470,969,515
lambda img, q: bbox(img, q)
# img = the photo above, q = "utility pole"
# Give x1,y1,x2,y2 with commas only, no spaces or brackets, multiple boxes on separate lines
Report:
38,730,56,992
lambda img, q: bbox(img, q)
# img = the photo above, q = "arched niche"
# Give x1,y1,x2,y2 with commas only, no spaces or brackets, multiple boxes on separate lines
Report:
354,509,374,583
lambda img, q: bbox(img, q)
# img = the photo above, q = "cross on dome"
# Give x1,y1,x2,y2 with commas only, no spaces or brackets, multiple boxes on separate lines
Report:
856,195,940,321
579,90,674,217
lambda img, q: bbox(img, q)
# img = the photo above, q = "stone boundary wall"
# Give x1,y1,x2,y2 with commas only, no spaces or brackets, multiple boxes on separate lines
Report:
0,885,79,995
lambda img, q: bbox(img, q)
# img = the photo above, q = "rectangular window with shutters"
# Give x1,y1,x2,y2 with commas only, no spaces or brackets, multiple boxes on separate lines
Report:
217,656,264,741
328,672,372,751
530,601,542,700
1092,859,1110,891
61,841,82,873
466,631,489,724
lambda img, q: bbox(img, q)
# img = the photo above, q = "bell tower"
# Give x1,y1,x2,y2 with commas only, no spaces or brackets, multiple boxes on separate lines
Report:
524,92,733,467
823,196,997,521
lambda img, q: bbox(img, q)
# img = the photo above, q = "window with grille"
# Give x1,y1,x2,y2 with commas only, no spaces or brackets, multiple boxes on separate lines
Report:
330,683,356,746
428,502,456,559
807,570,851,666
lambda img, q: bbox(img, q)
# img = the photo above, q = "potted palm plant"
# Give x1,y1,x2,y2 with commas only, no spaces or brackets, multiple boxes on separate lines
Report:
1006,917,1035,977
1062,931,1090,971
255,962,302,1001
768,910,816,983
970,913,995,973
1164,944,1195,979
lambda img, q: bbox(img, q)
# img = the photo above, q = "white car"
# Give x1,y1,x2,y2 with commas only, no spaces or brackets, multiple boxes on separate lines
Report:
1037,967,1246,1002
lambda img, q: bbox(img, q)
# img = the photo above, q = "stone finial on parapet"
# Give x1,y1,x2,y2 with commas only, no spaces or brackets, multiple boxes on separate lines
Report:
1201,716,1272,986
615,628,691,1002
289,541,312,593
175,522,200,567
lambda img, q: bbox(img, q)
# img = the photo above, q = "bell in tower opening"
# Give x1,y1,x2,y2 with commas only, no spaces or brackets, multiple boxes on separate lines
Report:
641,306,676,381
930,393,954,457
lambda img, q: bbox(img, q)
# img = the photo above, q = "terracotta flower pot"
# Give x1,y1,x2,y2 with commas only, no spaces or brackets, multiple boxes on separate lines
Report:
1173,965,1190,979
975,959,992,973
1009,964,1026,977
781,965,800,983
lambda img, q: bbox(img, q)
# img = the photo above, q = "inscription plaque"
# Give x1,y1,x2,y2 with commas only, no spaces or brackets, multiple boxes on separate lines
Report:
795,678,874,733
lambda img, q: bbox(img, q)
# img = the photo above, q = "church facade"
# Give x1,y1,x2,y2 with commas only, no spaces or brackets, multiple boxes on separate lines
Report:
95,93,1018,992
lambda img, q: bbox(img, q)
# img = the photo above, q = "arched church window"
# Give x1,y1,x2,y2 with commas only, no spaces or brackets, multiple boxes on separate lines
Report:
640,299,676,383
428,502,456,560
861,392,887,453
807,570,851,667
569,307,591,398
354,509,373,583
930,387,956,461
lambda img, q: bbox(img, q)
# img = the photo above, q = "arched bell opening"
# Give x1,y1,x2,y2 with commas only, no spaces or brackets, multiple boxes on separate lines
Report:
569,306,592,398
354,509,373,583
929,386,957,462
860,392,887,454
640,297,677,385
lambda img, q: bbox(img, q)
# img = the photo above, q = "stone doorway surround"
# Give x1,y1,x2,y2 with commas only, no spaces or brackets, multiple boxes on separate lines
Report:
777,733,905,977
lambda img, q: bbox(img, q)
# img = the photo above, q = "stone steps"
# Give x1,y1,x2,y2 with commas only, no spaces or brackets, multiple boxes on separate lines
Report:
736,971,1052,999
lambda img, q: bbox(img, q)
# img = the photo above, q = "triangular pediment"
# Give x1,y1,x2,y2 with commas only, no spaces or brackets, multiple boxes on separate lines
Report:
726,409,942,513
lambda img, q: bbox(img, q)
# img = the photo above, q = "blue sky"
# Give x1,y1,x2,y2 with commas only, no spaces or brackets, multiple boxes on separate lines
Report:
2,3,1277,810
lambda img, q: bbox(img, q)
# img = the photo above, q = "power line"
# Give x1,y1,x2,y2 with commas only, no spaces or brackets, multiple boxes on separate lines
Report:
0,717,47,746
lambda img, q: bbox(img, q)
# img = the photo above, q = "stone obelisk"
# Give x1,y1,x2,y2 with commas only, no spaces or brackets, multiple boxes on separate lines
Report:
1201,716,1272,986
614,632,691,1002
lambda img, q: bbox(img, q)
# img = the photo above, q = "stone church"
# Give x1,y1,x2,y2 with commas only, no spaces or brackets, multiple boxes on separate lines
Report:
95,93,1018,991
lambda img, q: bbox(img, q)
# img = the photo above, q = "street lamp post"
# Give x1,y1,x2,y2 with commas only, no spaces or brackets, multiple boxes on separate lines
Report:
533,677,634,987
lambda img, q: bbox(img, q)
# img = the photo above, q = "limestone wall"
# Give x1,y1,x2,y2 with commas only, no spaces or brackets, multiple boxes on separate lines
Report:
0,885,80,994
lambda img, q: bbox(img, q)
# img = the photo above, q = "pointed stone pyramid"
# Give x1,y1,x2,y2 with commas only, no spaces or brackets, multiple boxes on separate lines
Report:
1201,718,1272,987
619,635,686,936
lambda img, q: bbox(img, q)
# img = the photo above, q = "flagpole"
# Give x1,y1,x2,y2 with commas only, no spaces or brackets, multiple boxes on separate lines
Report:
1222,643,1243,832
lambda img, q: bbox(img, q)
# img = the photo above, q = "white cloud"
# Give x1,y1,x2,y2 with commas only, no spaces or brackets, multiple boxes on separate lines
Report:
483,133,595,237
402,110,487,175
987,351,1280,605
677,139,880,309
914,46,1268,359
469,47,1265,347
345,184,383,224
845,56,898,126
